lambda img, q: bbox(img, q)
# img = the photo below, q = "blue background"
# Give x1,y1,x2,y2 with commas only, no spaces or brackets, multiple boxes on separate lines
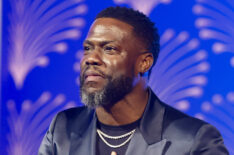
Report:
1,0,234,154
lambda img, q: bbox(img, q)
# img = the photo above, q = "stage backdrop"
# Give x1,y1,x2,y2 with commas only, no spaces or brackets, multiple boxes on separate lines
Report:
1,0,234,154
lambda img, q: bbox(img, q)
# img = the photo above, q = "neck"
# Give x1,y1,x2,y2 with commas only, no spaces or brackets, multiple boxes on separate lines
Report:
96,79,149,126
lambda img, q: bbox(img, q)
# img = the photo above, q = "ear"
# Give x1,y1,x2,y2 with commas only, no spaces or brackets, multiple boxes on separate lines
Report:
137,52,154,75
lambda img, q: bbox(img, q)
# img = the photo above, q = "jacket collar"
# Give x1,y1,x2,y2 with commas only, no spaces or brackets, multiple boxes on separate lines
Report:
138,88,165,145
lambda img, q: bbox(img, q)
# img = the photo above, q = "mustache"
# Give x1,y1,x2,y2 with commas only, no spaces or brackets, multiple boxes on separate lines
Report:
81,66,106,80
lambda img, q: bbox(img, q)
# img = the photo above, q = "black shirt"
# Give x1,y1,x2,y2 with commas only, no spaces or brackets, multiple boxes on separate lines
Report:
96,119,140,155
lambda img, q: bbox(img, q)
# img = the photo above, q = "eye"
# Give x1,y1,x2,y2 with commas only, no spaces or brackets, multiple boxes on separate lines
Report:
105,46,115,50
83,45,92,55
103,46,118,54
83,45,90,51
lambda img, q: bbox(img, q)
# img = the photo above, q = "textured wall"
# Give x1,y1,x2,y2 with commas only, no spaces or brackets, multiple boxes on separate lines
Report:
1,0,234,154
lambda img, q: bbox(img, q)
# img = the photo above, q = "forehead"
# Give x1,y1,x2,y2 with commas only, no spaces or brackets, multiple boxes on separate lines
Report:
85,18,135,42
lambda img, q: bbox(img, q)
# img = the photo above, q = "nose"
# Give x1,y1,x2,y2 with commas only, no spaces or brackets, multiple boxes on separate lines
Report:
84,50,102,66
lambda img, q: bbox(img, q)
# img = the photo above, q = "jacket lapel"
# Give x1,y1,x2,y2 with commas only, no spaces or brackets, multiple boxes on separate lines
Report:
139,88,166,144
125,129,168,155
125,88,170,155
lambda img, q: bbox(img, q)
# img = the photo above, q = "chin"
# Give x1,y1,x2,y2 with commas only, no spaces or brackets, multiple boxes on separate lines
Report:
84,81,106,92
85,87,102,94
83,83,105,93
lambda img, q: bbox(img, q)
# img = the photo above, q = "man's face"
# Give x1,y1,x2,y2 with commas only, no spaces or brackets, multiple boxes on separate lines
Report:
80,18,145,108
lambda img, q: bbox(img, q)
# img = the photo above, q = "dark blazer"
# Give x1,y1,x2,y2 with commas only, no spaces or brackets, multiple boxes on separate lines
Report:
38,89,229,155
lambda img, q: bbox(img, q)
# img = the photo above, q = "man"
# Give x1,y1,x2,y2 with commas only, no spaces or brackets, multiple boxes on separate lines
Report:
39,6,229,155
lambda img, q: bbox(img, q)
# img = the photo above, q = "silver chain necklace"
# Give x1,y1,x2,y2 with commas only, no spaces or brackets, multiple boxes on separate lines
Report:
96,129,136,148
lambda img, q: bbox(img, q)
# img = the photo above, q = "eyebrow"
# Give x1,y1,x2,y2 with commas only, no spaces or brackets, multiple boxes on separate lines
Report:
83,40,93,45
83,40,116,46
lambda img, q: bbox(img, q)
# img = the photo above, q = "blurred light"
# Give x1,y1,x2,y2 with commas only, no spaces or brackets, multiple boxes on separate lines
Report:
212,94,223,105
202,101,211,111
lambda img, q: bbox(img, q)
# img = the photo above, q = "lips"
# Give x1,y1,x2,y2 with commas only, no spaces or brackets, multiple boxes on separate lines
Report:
84,70,104,82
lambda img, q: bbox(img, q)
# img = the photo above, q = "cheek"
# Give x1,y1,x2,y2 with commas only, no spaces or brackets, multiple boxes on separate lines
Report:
104,56,135,77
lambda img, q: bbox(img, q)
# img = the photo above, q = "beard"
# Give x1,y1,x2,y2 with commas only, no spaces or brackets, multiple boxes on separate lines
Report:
80,69,133,108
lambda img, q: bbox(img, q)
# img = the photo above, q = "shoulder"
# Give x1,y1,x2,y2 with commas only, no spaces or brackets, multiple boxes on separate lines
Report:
148,89,207,135
161,103,228,154
56,106,94,120
50,106,95,133
162,102,211,139
148,89,208,136
163,103,206,134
